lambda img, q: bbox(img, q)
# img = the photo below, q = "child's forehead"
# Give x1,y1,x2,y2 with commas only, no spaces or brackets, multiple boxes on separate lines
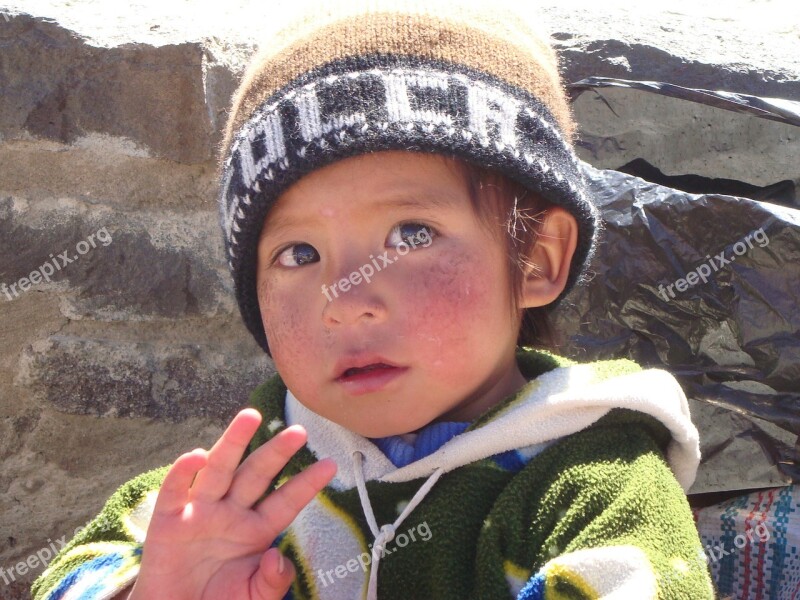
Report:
268,151,467,213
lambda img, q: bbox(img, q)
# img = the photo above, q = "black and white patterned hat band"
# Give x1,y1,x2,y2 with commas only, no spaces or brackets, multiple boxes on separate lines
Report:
218,56,600,353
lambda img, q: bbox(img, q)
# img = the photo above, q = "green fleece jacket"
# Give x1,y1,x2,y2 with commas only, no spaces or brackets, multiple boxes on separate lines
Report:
31,349,715,599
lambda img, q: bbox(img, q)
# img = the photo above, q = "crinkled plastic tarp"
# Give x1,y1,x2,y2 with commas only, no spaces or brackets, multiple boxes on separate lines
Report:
554,78,800,495
568,76,800,128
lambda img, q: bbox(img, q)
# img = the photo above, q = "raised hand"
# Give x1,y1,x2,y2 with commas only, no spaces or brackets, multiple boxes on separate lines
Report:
127,408,337,600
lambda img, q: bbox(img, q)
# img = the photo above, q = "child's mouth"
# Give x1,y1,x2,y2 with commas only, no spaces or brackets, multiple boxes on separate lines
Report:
335,362,408,395
342,363,394,377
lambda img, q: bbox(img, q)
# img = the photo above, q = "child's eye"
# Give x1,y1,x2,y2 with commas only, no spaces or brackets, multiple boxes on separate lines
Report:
386,222,436,248
275,243,320,267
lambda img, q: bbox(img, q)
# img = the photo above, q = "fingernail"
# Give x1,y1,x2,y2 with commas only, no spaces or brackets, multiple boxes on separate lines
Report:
278,552,286,574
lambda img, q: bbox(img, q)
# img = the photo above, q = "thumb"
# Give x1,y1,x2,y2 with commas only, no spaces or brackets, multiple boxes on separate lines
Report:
252,547,296,600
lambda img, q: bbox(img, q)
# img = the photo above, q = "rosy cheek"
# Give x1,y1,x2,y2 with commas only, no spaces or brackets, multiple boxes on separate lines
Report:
403,249,496,347
257,275,315,371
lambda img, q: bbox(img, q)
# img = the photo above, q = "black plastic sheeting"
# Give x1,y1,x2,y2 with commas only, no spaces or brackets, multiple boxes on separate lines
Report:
554,78,800,495
568,77,800,128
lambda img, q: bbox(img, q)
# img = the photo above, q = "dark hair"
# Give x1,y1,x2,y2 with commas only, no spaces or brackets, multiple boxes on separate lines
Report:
442,155,559,350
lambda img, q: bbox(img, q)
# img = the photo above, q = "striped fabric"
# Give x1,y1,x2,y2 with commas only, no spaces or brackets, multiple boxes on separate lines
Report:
38,543,141,600
693,484,800,599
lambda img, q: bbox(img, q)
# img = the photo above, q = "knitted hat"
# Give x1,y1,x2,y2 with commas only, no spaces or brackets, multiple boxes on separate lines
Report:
216,0,599,354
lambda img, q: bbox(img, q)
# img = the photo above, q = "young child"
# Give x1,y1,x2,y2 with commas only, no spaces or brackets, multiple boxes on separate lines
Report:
32,1,715,598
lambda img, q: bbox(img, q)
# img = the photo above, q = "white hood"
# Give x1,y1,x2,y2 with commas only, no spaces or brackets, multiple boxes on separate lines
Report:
285,364,701,492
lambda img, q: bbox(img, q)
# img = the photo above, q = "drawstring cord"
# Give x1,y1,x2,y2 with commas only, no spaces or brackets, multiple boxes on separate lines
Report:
352,450,443,600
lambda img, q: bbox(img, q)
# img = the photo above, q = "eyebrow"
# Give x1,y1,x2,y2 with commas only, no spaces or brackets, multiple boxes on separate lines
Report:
261,188,462,240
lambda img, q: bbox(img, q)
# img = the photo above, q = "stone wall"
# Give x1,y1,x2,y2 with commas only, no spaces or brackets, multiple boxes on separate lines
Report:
1,2,798,597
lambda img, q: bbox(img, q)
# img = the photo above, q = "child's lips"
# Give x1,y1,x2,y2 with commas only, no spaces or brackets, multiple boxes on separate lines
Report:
334,362,408,395
340,362,394,378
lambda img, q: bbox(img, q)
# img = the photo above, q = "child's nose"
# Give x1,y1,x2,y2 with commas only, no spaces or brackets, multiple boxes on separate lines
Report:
320,265,389,328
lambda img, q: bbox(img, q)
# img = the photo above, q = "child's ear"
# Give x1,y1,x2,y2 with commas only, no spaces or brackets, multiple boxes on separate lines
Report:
519,207,578,308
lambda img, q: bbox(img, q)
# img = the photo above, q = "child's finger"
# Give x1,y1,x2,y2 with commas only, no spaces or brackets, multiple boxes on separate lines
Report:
225,425,310,508
255,458,337,539
153,448,208,515
190,408,263,502
251,547,295,600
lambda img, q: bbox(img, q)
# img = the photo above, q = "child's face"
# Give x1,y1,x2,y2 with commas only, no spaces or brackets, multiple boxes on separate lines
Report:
256,151,528,437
